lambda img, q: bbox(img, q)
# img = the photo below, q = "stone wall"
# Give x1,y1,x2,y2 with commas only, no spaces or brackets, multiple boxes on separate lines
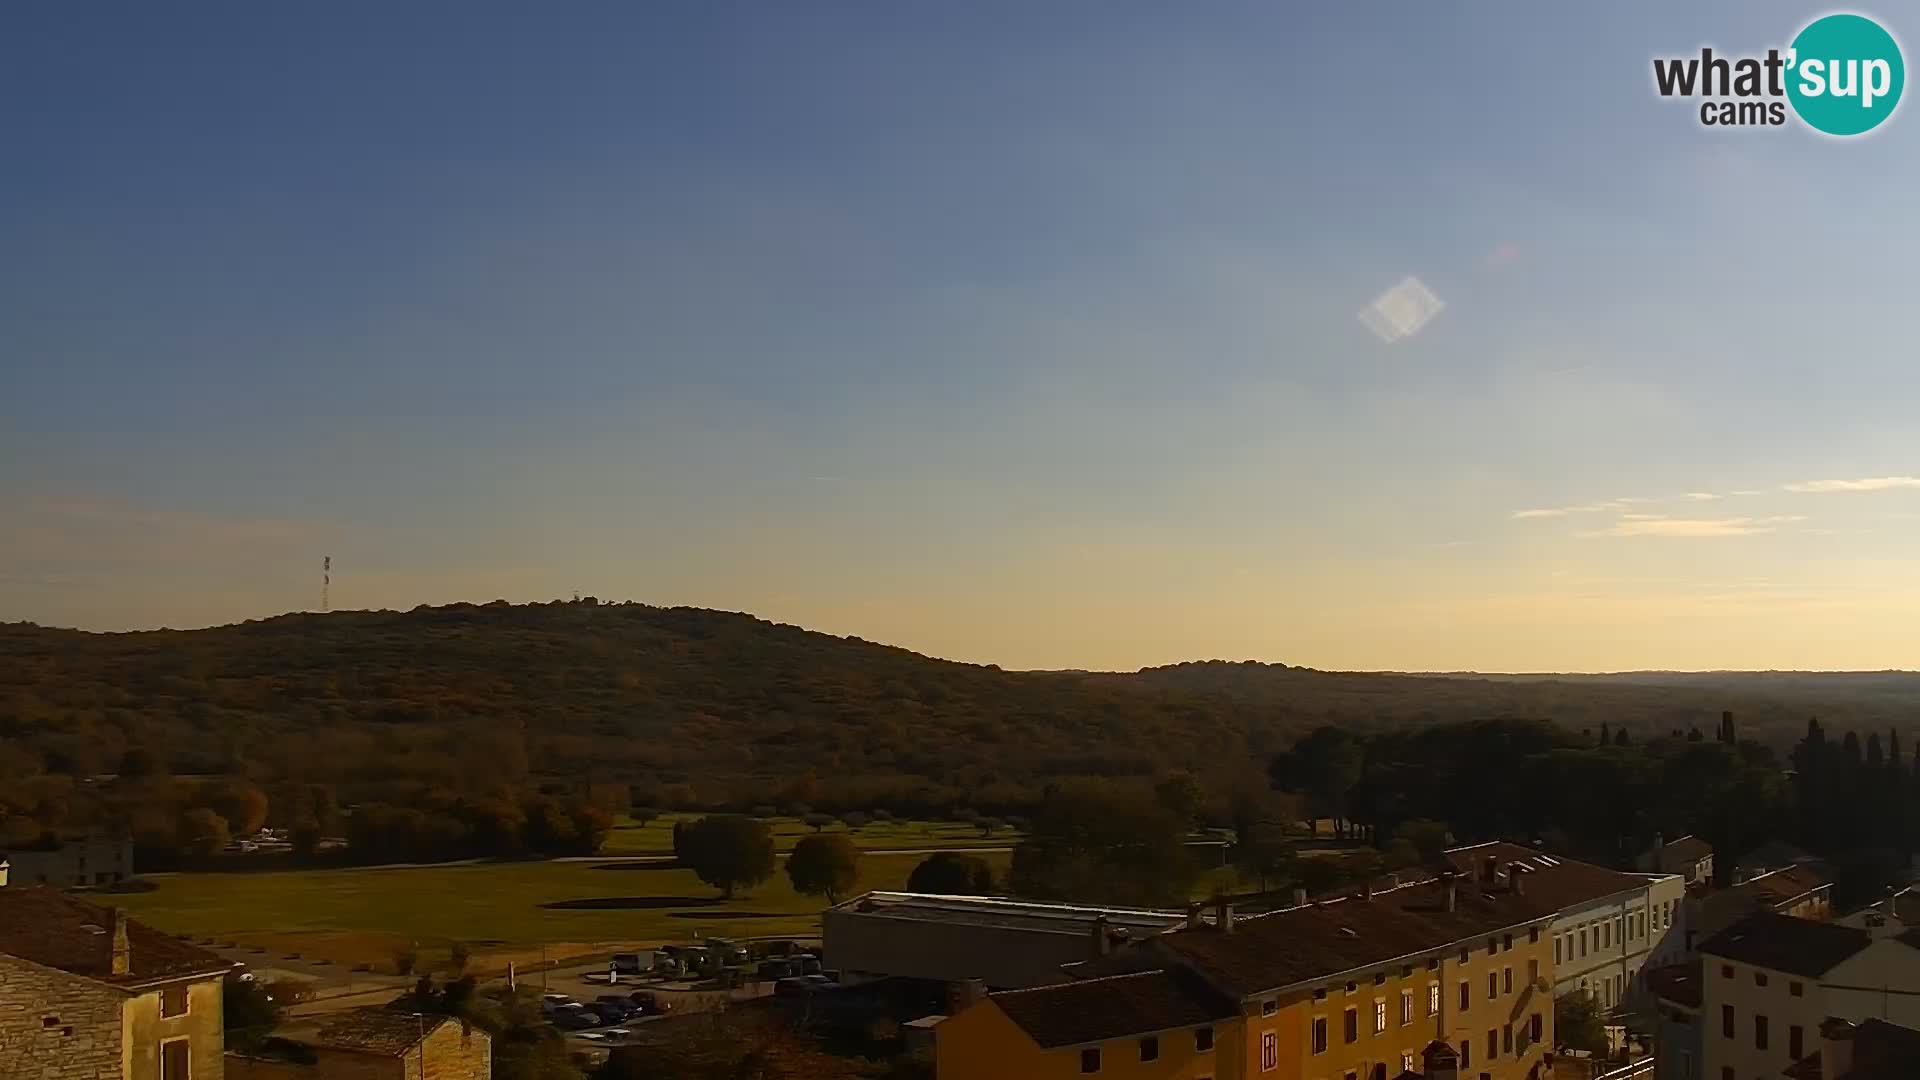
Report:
0,953,125,1080
224,1022,489,1080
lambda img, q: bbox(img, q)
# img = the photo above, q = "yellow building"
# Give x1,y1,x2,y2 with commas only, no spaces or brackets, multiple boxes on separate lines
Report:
0,886,230,1080
937,865,1559,1080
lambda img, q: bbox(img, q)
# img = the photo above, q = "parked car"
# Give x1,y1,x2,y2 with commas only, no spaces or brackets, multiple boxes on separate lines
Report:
540,993,577,1016
610,951,648,975
802,974,834,989
756,958,797,980
758,939,802,958
592,996,637,1020
550,1006,599,1031
627,990,671,1014
774,977,810,998
705,937,750,966
795,954,823,976
575,1031,610,1043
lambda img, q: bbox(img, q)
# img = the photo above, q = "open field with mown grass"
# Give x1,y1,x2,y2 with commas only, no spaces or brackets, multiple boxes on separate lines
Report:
113,850,1008,974
599,813,1019,855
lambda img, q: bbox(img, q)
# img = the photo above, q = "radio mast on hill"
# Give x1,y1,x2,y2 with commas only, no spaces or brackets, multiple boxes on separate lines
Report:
322,556,331,612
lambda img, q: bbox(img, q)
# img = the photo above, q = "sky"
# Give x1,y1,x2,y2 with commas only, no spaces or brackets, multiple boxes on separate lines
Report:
5,2,1920,672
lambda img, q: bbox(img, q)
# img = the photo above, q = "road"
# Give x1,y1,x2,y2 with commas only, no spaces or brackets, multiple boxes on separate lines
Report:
555,845,1015,864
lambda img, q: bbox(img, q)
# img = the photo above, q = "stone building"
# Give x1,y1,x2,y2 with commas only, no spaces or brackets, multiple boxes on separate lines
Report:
0,835,136,890
0,886,230,1080
225,1008,490,1080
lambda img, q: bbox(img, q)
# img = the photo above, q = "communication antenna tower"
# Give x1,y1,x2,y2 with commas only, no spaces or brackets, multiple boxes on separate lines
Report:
322,555,331,612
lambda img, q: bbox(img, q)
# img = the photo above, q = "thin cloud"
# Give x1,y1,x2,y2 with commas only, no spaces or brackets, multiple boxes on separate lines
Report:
1683,492,1721,501
1511,500,1634,519
1585,515,1805,538
1782,476,1920,493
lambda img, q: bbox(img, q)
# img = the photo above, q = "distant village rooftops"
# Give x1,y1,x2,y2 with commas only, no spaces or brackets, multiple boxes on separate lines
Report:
0,885,226,987
1698,910,1878,977
1662,834,1713,863
830,892,1187,935
1691,861,1835,939
989,968,1237,1049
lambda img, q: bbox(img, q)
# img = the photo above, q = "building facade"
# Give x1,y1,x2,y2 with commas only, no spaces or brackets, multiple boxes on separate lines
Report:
226,1010,491,1080
938,869,1559,1080
0,836,136,890
0,887,228,1080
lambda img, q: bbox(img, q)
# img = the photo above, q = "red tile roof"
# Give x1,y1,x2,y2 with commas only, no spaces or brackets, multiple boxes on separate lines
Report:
1663,836,1713,864
990,968,1237,1049
1693,864,1834,939
1441,842,1652,910
1698,911,1871,978
311,1008,463,1055
1644,961,1702,1009
0,887,226,987
1837,1018,1920,1080
1160,874,1556,997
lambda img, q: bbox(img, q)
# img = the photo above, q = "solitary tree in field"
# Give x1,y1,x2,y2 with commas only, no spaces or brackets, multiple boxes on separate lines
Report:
680,814,776,899
179,808,230,857
908,852,996,894
802,812,834,833
786,834,860,904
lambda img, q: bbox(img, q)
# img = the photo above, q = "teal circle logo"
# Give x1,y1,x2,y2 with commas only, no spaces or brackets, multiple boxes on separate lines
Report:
1786,13,1904,136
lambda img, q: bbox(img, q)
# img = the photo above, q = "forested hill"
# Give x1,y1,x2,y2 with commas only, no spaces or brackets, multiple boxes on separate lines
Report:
3,602,1917,808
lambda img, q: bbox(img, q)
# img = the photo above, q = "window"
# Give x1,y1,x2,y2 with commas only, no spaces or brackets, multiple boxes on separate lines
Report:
1346,980,1358,994
1375,1000,1387,1034
1488,973,1498,1000
1789,1024,1803,1059
1755,972,1768,987
1503,967,1512,994
1680,1050,1693,1080
1529,1013,1542,1042
1555,938,1562,964
1460,1040,1470,1068
1503,933,1513,952
1459,981,1470,1011
1312,1017,1328,1054
1503,1024,1512,1054
1080,1048,1101,1074
1403,1054,1417,1074
1789,981,1804,997
1602,922,1610,949
1400,989,1413,1025
1261,1031,1279,1072
1486,1028,1498,1060
1262,999,1278,1017
1427,982,1440,1017
1755,1014,1768,1051
1528,959,1539,986
1530,926,1539,944
161,987,189,1018
1196,1026,1214,1052
1139,1036,1159,1062
1579,929,1588,957
1721,1068,1734,1080
1402,965,1413,978
1486,937,1497,957
1722,1004,1735,1039
1460,947,1470,964
1374,972,1387,986
1313,988,1327,1001
1721,964,1733,979
1344,1006,1358,1043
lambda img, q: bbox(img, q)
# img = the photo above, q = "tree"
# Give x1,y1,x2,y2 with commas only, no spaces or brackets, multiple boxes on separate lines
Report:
679,814,776,898
1009,782,1195,906
223,971,282,1052
1613,728,1630,747
290,819,322,857
631,806,661,828
1555,990,1607,1055
201,778,270,836
118,747,166,779
802,812,835,833
1153,772,1204,828
179,807,230,856
907,852,995,894
977,817,1004,837
840,811,868,831
1232,823,1296,893
1392,819,1451,863
786,834,860,904
1269,727,1364,838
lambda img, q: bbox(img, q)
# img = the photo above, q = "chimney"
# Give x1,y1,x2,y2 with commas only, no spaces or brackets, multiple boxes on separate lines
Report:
1508,863,1526,896
946,978,988,1014
1185,902,1205,929
1820,1017,1858,1078
1215,897,1235,934
1482,854,1499,885
1442,871,1458,913
1362,881,1374,903
1091,914,1112,956
1292,887,1308,909
110,908,130,976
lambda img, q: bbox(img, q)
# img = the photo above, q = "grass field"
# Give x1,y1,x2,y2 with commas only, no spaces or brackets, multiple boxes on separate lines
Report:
113,849,1009,974
599,813,1018,855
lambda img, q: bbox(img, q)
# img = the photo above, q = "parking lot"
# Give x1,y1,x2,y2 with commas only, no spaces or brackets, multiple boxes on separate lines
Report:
532,939,834,1049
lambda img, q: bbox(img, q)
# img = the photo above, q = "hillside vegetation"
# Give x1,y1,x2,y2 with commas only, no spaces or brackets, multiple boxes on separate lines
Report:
4,600,1918,814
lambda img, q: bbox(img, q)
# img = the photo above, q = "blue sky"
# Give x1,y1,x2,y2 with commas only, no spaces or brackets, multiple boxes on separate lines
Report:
6,2,1920,670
